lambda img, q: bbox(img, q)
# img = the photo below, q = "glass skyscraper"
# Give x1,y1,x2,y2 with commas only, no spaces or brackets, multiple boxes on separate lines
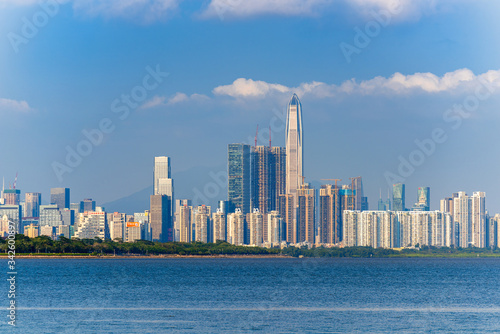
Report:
393,183,406,211
228,143,251,214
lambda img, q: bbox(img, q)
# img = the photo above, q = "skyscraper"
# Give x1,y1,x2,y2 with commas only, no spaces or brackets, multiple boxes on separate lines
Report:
251,146,270,214
412,187,430,211
50,188,70,209
25,192,41,218
149,194,172,242
154,156,174,214
452,191,487,248
2,189,20,205
319,184,342,244
297,183,315,244
228,143,251,214
393,183,406,211
269,146,286,211
285,94,303,198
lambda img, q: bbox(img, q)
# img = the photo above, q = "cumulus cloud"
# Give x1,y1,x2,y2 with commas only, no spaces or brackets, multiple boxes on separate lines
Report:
213,78,290,98
211,69,500,100
0,98,33,112
140,92,209,109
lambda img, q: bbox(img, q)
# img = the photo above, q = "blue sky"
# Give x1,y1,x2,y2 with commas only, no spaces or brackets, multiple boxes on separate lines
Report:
1,0,499,212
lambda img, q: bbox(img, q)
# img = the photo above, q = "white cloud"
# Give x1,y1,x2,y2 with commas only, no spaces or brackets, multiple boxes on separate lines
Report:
140,92,210,109
0,0,180,23
211,69,500,99
213,78,290,98
199,0,441,21
71,0,180,22
0,98,33,112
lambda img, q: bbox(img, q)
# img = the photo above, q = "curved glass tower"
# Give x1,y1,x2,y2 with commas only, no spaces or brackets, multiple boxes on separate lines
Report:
285,93,303,197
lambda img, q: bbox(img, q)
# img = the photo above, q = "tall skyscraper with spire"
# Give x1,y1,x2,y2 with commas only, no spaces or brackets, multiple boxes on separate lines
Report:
285,94,303,197
283,93,303,243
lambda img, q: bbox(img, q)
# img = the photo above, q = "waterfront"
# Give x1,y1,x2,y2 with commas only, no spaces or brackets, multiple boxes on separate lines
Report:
6,258,500,333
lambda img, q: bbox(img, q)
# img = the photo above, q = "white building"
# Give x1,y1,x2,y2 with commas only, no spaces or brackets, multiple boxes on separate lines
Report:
248,208,263,246
74,211,109,240
227,209,245,246
344,210,453,249
212,209,226,242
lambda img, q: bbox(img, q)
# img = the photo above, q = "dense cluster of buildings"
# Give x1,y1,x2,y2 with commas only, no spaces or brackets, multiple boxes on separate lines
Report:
1,94,499,249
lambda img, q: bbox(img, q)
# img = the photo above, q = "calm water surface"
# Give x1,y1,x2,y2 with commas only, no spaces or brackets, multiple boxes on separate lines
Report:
5,257,500,333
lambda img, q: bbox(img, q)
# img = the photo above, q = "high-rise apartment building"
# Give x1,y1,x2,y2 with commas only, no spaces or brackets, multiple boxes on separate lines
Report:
265,211,285,245
228,143,251,214
453,191,487,248
178,204,192,242
227,209,245,246
279,193,295,243
319,184,342,244
212,208,226,242
50,188,70,209
297,183,315,244
194,205,211,243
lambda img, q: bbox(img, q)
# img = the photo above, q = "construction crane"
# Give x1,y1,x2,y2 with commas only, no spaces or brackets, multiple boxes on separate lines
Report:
12,172,18,189
254,124,259,147
269,126,272,148
300,176,306,186
321,179,342,188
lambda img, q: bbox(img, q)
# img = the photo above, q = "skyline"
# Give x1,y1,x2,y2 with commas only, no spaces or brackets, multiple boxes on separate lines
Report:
1,0,500,213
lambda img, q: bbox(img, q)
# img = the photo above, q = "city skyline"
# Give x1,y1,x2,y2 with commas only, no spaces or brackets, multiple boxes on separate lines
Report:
1,1,500,214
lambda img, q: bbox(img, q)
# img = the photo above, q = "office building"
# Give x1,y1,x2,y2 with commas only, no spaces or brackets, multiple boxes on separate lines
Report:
393,183,406,211
39,205,64,227
24,192,41,218
285,93,303,198
154,156,174,215
412,187,430,211
228,143,251,214
251,146,270,214
269,147,286,212
80,199,96,213
150,194,172,242
50,188,70,209
2,189,20,205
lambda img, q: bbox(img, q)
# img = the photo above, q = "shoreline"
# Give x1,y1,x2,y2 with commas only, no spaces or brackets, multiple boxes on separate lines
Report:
4,254,500,259
7,254,293,259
